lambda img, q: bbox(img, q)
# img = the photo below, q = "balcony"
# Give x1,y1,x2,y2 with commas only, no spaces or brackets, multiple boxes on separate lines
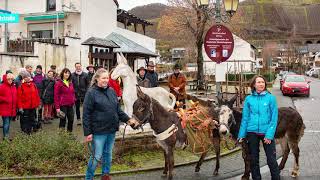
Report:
7,38,66,53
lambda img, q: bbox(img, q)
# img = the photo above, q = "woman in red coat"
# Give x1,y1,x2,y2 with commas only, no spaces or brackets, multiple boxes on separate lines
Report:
54,68,76,132
0,73,17,139
17,70,40,134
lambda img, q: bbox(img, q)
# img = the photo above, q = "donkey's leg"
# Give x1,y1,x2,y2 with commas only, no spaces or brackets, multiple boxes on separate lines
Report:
213,138,220,176
241,141,251,180
163,150,168,175
167,146,174,180
195,151,208,172
290,142,300,177
278,137,290,170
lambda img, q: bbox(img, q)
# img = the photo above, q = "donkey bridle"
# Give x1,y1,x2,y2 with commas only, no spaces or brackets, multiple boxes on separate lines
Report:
133,96,154,130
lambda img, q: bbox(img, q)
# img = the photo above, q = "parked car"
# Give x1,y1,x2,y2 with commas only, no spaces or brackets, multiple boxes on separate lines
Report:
281,75,311,97
306,68,320,77
279,71,295,89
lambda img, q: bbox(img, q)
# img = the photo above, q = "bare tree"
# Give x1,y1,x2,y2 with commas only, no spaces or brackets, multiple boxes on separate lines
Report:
164,0,215,88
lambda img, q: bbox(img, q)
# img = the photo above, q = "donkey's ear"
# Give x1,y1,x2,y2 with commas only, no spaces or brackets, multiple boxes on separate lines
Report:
120,52,128,65
227,94,237,108
136,85,146,99
217,94,224,105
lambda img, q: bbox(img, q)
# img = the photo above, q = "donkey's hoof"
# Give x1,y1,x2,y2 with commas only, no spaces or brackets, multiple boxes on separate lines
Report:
195,167,200,172
213,170,219,176
162,171,168,176
241,175,249,180
291,170,299,177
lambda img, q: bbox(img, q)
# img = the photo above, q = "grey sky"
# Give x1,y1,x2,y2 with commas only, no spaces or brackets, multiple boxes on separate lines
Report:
118,0,168,10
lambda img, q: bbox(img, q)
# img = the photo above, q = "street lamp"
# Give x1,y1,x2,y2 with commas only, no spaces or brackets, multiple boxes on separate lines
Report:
198,0,239,23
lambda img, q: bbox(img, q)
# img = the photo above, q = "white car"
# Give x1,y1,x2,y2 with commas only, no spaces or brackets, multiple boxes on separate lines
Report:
306,68,320,77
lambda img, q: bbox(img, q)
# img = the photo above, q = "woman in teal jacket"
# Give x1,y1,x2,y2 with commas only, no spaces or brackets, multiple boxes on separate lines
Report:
238,75,280,180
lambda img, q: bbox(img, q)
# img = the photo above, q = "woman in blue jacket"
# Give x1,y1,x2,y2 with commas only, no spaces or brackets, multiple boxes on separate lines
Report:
238,75,280,180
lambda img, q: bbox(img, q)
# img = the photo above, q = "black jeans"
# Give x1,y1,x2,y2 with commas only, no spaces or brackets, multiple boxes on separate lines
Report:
20,109,36,134
75,97,83,120
247,132,280,180
59,105,74,132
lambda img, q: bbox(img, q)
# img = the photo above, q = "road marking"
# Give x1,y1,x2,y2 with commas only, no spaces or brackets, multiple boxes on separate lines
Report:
305,130,320,133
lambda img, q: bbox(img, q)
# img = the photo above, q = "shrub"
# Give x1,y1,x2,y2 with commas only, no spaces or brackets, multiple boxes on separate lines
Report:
0,131,87,176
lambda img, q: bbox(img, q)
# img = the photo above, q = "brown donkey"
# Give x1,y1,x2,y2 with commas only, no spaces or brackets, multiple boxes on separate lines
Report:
195,95,306,179
132,87,187,180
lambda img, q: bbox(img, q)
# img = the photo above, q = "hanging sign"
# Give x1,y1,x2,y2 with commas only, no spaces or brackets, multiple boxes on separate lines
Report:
204,24,234,64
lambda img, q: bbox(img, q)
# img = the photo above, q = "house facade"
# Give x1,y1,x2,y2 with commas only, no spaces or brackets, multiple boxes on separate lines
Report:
203,34,257,75
0,0,156,75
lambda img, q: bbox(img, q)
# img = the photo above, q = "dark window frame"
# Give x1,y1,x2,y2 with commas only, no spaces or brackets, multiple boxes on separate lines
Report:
47,0,56,11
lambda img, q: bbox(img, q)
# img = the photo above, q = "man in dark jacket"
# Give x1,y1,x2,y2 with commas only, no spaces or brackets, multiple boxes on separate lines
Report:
136,67,151,88
72,62,89,125
145,61,159,87
86,64,95,84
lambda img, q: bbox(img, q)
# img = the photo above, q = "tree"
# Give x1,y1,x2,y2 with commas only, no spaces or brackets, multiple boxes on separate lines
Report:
161,0,215,89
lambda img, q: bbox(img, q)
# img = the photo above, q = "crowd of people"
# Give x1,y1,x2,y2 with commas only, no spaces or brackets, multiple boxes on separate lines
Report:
0,61,187,180
0,61,187,139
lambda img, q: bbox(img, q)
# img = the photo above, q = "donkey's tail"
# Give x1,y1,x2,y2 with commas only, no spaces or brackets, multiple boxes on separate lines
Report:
168,93,176,109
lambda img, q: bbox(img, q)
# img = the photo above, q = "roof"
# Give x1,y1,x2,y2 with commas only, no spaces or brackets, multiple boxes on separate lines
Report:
81,37,120,48
106,32,158,57
117,9,153,26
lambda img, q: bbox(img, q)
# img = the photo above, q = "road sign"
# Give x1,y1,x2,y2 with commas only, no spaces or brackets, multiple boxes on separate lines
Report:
0,13,19,23
204,24,234,64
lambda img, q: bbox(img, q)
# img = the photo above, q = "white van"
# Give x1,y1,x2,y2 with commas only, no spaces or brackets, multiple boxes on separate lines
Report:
306,67,320,77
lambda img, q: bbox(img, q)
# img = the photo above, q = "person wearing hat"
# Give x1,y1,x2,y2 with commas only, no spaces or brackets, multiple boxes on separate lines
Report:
168,64,187,109
17,70,40,134
0,72,17,140
33,65,46,122
136,66,151,88
86,64,95,83
145,61,159,87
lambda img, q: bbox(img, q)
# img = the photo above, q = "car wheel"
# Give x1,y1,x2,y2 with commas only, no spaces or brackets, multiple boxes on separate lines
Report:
306,90,310,97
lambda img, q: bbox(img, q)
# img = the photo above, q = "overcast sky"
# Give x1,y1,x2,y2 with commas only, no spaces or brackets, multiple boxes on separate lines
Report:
118,0,168,10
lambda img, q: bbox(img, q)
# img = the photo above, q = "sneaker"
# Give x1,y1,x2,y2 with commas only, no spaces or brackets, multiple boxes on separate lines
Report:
77,119,82,125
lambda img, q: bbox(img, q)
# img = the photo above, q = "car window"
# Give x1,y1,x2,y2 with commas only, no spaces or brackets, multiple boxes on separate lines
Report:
285,76,305,82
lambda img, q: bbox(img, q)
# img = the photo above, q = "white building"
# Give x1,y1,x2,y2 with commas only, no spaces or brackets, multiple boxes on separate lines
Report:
203,34,257,75
0,0,157,75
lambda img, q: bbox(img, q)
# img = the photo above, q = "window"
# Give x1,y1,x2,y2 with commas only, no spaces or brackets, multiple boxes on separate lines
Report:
47,0,56,11
30,30,53,39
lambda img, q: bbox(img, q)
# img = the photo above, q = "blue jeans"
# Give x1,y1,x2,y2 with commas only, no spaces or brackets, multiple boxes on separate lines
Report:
247,132,280,180
2,117,12,139
85,133,116,180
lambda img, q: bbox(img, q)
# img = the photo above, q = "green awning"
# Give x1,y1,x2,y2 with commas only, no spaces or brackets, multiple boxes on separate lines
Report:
24,13,65,21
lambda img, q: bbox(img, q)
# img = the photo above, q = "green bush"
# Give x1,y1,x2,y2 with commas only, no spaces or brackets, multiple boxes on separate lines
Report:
0,131,87,176
262,72,276,82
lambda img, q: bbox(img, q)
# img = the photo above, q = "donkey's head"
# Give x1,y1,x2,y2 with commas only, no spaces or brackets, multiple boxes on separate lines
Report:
132,86,153,128
111,53,134,80
210,95,237,135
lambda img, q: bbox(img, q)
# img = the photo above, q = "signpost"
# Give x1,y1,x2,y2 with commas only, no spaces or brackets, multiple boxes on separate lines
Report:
204,24,234,64
204,24,234,97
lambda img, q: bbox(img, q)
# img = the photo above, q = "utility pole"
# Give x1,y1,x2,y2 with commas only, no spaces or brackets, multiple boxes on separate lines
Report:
4,0,8,52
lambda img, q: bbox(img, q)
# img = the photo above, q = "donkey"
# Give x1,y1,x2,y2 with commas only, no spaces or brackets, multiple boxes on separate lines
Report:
197,95,306,179
111,53,176,118
132,87,188,180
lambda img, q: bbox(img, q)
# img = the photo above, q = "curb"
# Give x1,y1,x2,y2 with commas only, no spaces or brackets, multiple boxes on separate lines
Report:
0,147,242,179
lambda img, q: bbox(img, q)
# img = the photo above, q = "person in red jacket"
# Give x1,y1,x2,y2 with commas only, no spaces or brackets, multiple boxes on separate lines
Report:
0,73,17,139
108,68,122,100
17,70,40,134
54,68,76,132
